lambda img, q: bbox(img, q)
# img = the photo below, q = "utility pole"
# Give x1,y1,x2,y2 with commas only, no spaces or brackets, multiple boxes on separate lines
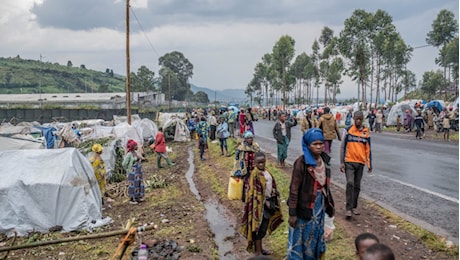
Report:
125,0,131,125
168,71,171,111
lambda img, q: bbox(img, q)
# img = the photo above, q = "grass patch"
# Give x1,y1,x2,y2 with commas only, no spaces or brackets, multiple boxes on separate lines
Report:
370,203,459,257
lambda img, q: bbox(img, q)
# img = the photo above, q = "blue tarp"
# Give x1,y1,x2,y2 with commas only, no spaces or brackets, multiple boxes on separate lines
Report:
424,100,444,114
35,126,57,149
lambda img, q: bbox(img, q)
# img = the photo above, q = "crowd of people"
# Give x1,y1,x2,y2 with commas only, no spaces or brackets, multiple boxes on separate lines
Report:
84,104,396,259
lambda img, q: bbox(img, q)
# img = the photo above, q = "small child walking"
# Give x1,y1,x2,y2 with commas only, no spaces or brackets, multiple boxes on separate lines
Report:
396,114,401,132
443,114,450,141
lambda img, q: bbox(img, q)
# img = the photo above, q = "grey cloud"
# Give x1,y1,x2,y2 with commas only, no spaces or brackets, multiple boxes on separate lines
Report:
31,0,457,32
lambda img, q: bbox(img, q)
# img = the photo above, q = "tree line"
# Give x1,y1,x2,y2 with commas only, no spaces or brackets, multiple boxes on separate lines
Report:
245,9,458,109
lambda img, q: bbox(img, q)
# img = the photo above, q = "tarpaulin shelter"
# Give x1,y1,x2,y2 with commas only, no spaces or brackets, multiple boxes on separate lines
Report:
0,148,108,236
163,117,190,142
386,101,417,126
424,100,444,114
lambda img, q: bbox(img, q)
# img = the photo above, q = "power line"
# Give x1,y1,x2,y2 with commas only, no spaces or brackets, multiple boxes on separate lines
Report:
129,6,160,59
412,44,431,49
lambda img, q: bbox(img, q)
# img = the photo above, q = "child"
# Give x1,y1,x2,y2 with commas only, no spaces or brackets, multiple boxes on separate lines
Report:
355,232,379,260
443,114,450,141
396,114,401,132
199,133,206,161
240,152,282,256
362,243,395,260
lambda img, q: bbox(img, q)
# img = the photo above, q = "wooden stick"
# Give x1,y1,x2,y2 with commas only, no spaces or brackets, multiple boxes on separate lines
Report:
0,225,155,253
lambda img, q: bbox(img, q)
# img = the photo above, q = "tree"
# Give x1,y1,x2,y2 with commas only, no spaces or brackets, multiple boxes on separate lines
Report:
271,35,296,109
192,91,209,103
158,51,194,101
131,65,156,92
421,71,444,96
339,9,373,109
67,60,73,67
426,9,458,99
310,40,321,106
80,64,86,69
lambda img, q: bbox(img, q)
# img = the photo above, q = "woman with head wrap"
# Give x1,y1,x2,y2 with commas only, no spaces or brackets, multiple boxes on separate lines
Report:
122,139,145,204
232,131,260,202
90,143,106,206
286,128,335,259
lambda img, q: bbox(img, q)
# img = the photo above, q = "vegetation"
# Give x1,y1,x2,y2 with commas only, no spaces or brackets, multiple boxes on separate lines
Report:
0,52,210,103
245,9,458,108
0,56,125,94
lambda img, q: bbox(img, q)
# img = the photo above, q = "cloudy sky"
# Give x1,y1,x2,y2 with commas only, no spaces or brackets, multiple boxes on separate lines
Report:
1,0,458,98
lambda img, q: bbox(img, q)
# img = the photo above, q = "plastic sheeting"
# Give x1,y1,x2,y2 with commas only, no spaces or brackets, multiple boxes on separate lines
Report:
0,148,104,236
387,101,417,126
0,135,45,150
163,118,190,142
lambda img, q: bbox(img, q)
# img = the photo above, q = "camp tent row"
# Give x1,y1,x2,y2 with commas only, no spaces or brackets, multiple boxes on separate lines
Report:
0,114,189,236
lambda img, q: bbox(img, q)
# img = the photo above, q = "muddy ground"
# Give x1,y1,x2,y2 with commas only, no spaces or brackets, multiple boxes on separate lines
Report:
0,139,456,260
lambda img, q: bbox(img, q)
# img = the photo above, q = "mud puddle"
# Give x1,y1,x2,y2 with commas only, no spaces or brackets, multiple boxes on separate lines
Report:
185,147,238,259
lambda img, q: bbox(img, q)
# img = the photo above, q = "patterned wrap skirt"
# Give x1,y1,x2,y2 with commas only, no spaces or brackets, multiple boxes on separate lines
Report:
127,162,145,200
286,190,326,260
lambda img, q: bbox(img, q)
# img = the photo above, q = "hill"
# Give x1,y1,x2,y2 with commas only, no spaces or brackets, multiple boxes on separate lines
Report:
0,56,126,94
0,56,247,103
190,83,246,103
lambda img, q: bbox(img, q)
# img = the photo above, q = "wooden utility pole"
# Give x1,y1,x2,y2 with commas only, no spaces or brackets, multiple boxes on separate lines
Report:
125,0,131,124
168,71,171,111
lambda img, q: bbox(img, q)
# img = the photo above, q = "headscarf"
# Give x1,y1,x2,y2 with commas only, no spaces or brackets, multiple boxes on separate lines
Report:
243,131,254,139
302,128,324,167
92,143,103,153
127,139,138,152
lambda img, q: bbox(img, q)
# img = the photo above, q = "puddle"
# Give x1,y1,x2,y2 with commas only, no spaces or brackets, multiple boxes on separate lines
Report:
185,147,239,259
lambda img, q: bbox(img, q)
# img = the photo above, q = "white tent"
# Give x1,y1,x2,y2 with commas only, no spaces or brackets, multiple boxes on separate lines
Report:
0,148,107,236
133,118,158,141
387,101,418,126
0,135,45,150
163,117,190,142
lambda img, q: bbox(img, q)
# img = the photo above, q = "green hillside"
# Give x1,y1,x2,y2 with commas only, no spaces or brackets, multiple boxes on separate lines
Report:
0,56,126,94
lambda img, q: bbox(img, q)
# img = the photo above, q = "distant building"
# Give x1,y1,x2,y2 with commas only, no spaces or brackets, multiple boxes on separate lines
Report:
0,92,166,109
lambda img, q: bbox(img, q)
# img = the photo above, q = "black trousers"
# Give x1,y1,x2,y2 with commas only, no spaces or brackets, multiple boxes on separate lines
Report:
344,162,364,211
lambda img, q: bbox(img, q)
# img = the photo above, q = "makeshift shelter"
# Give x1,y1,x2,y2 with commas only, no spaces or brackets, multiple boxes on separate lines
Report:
163,117,190,142
0,135,45,150
386,101,417,126
423,100,444,115
133,118,158,141
0,148,107,236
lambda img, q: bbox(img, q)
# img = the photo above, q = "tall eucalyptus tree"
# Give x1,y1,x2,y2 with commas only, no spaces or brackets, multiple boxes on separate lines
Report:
271,35,296,109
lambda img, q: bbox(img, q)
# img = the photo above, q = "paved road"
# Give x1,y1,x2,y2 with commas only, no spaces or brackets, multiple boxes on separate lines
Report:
251,119,459,243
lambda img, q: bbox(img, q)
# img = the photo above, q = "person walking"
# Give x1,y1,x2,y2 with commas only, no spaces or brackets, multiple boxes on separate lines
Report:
217,116,231,156
317,107,341,154
245,107,256,135
239,108,247,137
240,152,283,256
208,111,217,141
345,109,353,127
366,110,376,132
273,111,297,167
154,127,176,168
197,116,209,148
227,107,237,138
187,115,197,140
286,128,335,259
375,110,383,133
443,114,450,141
414,109,426,139
427,108,434,130
90,143,106,206
300,108,317,134
122,139,145,204
340,111,372,218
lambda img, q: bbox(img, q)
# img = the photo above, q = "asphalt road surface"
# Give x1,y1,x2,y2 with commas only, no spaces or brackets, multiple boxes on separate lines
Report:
250,119,459,243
